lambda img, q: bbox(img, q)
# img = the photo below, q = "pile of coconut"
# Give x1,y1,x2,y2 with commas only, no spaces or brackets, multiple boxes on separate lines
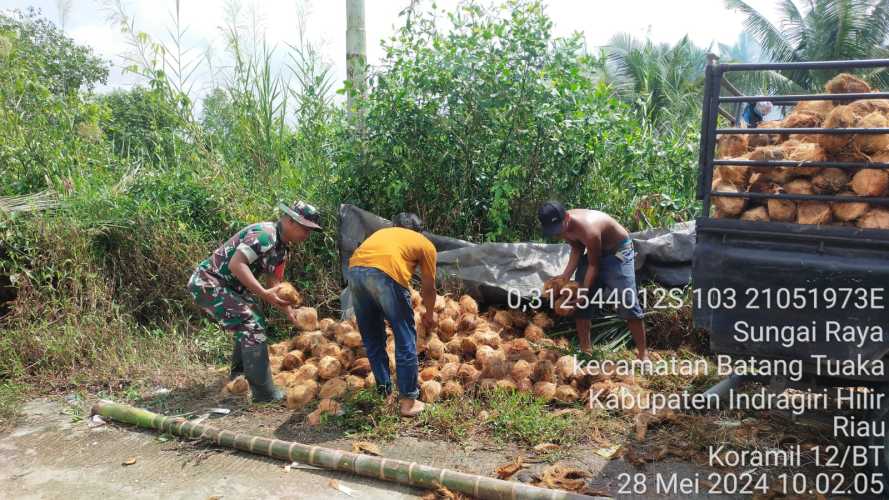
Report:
712,73,889,229
224,282,645,424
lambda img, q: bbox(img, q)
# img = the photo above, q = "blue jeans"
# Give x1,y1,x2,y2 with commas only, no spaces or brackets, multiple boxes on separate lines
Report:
347,266,419,399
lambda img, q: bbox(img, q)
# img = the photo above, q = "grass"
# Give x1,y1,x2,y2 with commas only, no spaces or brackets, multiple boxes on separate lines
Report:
485,389,586,447
0,381,28,428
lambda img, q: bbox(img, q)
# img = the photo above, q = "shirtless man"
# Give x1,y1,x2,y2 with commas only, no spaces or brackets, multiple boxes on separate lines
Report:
538,201,648,360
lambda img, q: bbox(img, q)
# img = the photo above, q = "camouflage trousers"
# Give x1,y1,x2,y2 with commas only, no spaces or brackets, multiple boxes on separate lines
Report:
188,269,267,347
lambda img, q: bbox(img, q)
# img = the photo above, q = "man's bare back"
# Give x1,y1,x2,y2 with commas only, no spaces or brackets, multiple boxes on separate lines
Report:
562,209,629,254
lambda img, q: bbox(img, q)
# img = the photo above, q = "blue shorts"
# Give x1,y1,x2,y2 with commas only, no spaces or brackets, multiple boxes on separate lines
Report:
573,239,644,320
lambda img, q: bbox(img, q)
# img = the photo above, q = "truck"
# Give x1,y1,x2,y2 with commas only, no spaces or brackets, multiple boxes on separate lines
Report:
692,57,889,486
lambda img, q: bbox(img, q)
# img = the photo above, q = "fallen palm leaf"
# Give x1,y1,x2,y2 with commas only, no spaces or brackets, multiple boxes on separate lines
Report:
351,441,382,456
494,456,524,479
421,484,470,500
593,444,621,460
539,464,590,492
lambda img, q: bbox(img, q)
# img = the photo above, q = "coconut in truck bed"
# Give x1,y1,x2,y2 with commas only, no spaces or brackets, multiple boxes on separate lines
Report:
692,58,889,485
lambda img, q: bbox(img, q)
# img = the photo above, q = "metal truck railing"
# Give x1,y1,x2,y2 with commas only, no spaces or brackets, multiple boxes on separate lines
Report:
697,57,889,217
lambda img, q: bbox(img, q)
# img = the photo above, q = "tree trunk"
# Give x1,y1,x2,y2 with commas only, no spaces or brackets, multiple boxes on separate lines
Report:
346,0,367,116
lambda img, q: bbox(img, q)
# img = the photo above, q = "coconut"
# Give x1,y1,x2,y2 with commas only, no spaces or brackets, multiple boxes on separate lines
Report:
474,331,502,348
318,356,342,380
797,202,832,225
306,410,323,426
511,360,532,381
825,73,871,98
831,191,870,221
420,380,442,403
857,208,889,229
317,398,342,417
492,310,513,329
523,324,545,342
313,342,342,360
457,314,478,332
269,342,290,357
813,168,850,194
543,277,568,296
286,381,319,410
749,145,785,163
434,295,446,312
784,142,826,177
794,99,833,119
444,336,463,355
438,318,458,340
294,363,319,383
739,206,769,222
532,360,555,383
714,164,750,187
482,354,509,379
350,357,372,376
553,296,574,317
478,378,498,392
711,180,746,216
507,339,537,362
767,185,797,223
819,105,858,153
365,372,375,387
224,376,249,396
293,331,325,352
851,169,889,197
555,384,579,403
294,307,319,331
271,282,302,306
319,377,348,399
458,295,479,315
508,311,530,329
420,366,440,382
410,289,422,308
461,336,478,357
496,379,517,392
281,351,305,371
784,178,814,195
533,381,557,401
427,336,445,360
781,111,822,129
345,374,366,390
319,318,335,332
748,120,782,148
332,321,353,341
854,112,889,153
441,380,464,399
716,134,748,158
555,355,575,382
475,345,496,365
458,363,481,384
513,377,533,392
338,346,357,370
531,312,554,329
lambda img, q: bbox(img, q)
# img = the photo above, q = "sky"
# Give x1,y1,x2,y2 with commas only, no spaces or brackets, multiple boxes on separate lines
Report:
1,0,781,106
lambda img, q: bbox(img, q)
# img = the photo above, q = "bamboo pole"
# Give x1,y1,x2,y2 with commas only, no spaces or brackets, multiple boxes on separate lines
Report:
92,401,600,500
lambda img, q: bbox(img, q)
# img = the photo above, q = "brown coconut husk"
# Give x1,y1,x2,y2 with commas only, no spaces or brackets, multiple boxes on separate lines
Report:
740,206,769,222
294,307,319,331
293,331,325,352
478,378,498,392
441,351,460,365
319,377,349,399
746,172,776,194
523,324,545,342
341,331,363,349
831,190,870,221
514,377,533,392
542,277,569,296
496,379,517,392
281,351,305,371
318,317,335,332
857,208,889,229
349,357,371,376
271,282,302,306
345,374,366,390
531,312,554,329
441,380,464,399
532,360,556,383
711,180,747,216
474,331,502,349
825,73,871,100
313,342,342,360
410,289,422,308
269,342,289,357
317,398,342,417
765,182,797,222
533,381,557,401
511,360,532,381
794,99,834,119
420,380,442,403
784,142,826,177
460,336,478,357
555,384,579,403
440,362,460,381
223,376,249,396
438,317,458,341
797,202,832,225
854,112,889,154
819,105,857,153
492,310,513,329
434,295,446,313
537,349,560,364
781,110,822,129
713,161,750,187
552,296,574,317
507,338,535,361
555,355,575,382
482,357,510,379
318,356,342,380
848,98,889,116
851,169,889,197
286,381,319,410
716,134,748,158
812,168,850,194
748,120,782,148
365,372,375,388
427,336,445,360
458,363,481,385
508,310,529,329
458,314,478,332
784,178,814,195
294,363,319,383
458,295,479,315
420,366,440,382
444,336,463,355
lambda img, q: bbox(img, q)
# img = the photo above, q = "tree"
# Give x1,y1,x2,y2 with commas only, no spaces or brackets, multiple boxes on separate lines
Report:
726,0,889,90
602,34,709,129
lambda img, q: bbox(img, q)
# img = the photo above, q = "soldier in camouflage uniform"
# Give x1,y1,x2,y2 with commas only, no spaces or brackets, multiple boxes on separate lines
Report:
189,201,322,402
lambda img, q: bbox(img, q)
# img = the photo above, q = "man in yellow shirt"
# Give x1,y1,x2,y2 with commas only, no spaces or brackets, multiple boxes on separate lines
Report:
348,213,437,417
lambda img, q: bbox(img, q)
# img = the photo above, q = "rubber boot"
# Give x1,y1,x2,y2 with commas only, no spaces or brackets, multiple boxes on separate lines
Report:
242,341,284,403
229,337,244,380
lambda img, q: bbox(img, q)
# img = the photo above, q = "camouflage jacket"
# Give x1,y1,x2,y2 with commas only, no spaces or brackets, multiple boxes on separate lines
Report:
195,222,288,294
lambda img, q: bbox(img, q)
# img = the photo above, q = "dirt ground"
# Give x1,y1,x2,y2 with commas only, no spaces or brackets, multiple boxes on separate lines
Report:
0,385,744,500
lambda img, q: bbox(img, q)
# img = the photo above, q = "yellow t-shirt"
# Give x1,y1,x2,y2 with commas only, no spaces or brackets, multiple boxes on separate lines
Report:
348,227,437,289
